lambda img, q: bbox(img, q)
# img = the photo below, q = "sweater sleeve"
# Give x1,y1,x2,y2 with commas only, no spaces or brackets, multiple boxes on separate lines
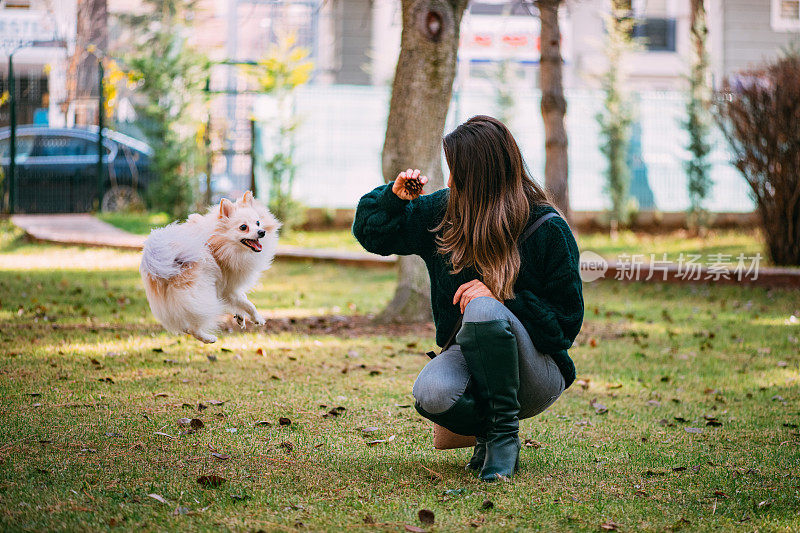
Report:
505,217,584,355
352,182,444,257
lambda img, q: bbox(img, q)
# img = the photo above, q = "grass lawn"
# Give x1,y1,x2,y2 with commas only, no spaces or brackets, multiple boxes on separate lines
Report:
1,227,798,531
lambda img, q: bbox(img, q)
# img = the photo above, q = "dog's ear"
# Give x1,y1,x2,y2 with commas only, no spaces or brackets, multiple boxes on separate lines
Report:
240,190,253,205
219,198,235,219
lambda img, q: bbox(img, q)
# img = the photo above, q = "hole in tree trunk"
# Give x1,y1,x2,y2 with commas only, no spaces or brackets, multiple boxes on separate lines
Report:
424,10,444,42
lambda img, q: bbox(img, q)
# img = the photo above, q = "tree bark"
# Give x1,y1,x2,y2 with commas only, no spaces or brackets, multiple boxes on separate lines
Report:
67,0,108,125
376,0,468,324
536,0,570,221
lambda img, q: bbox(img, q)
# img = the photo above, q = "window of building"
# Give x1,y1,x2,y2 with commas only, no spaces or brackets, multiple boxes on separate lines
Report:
633,17,677,51
772,0,800,31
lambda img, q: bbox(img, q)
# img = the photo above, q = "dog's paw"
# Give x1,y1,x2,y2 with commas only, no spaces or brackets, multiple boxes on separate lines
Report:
251,314,266,326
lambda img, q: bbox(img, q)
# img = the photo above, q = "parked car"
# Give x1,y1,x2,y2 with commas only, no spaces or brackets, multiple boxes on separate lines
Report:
0,125,155,213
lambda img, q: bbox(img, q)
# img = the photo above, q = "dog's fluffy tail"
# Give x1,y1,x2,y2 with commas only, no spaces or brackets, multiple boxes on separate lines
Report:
140,222,209,280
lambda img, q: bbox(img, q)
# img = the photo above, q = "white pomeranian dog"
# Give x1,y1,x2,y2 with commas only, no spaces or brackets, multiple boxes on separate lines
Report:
140,191,280,343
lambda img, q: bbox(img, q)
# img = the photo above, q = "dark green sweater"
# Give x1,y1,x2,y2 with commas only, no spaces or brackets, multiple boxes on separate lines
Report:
352,183,583,388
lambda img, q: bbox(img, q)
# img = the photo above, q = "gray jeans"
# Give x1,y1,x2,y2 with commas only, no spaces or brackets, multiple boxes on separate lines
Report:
412,297,565,420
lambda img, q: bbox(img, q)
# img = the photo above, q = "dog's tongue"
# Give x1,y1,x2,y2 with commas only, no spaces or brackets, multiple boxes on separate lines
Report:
252,240,262,252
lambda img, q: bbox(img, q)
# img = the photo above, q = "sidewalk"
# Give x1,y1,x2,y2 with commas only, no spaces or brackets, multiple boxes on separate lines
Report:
10,213,396,268
9,214,800,287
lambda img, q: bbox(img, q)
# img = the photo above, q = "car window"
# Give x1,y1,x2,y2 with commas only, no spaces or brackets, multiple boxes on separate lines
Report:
0,135,35,159
33,135,95,157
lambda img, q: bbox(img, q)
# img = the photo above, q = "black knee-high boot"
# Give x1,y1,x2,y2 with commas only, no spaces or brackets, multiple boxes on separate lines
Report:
456,319,521,481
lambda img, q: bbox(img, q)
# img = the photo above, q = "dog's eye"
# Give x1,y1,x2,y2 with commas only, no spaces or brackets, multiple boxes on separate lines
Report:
256,221,260,226
239,224,248,231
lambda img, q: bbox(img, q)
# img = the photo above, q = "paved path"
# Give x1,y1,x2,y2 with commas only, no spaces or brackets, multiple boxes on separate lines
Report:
10,213,396,267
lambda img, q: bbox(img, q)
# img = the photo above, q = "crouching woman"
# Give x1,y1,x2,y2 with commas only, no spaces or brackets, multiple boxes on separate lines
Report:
352,116,584,481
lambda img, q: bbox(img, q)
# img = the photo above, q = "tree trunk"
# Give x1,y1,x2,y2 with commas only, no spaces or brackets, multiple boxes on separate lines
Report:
537,0,570,221
67,0,108,125
376,0,468,324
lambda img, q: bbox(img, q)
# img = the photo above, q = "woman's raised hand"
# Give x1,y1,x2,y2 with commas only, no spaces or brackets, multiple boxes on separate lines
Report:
392,168,428,200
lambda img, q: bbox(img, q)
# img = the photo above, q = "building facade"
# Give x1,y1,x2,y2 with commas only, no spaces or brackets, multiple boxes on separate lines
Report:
0,0,76,127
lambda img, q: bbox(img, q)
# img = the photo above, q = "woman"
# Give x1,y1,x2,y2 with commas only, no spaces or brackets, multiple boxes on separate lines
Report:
352,116,583,481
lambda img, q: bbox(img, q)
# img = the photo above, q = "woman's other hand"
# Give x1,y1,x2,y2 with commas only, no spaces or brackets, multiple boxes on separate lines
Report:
453,280,499,313
392,168,428,200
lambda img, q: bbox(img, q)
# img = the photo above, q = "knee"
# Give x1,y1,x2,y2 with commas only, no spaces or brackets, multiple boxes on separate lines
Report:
463,296,511,323
413,370,465,415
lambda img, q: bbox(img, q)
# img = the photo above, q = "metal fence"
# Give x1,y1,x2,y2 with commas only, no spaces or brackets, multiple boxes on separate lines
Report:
254,85,753,213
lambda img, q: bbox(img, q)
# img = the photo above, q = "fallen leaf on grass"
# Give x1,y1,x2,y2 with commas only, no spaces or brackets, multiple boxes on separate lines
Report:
154,432,176,440
404,526,425,533
153,392,168,398
254,420,272,427
672,466,687,472
173,506,190,515
148,493,168,504
206,355,217,362
685,427,702,434
278,417,291,426
279,441,294,453
207,400,224,406
89,358,101,366
197,475,226,488
713,490,727,498
590,398,608,415
418,509,435,525
152,347,164,353
366,435,396,446
575,379,590,390
757,500,771,509
361,427,380,433
211,452,230,460
481,499,494,510
523,439,542,448
600,519,621,530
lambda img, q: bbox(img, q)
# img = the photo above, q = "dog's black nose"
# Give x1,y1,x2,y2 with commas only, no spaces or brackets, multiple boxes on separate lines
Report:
257,229,266,238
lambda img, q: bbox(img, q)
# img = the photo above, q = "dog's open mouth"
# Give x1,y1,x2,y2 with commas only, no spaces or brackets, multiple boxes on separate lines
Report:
240,238,263,252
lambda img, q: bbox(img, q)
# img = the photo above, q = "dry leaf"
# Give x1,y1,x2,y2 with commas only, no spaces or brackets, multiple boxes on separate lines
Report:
154,432,176,439
404,526,425,533
481,499,494,510
418,509,435,525
278,417,291,426
600,519,621,531
211,452,230,460
254,420,272,427
366,435,396,446
197,475,226,487
590,398,608,415
523,439,542,448
148,493,168,504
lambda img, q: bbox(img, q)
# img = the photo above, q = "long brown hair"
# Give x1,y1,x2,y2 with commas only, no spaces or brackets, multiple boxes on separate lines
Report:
435,115,552,300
